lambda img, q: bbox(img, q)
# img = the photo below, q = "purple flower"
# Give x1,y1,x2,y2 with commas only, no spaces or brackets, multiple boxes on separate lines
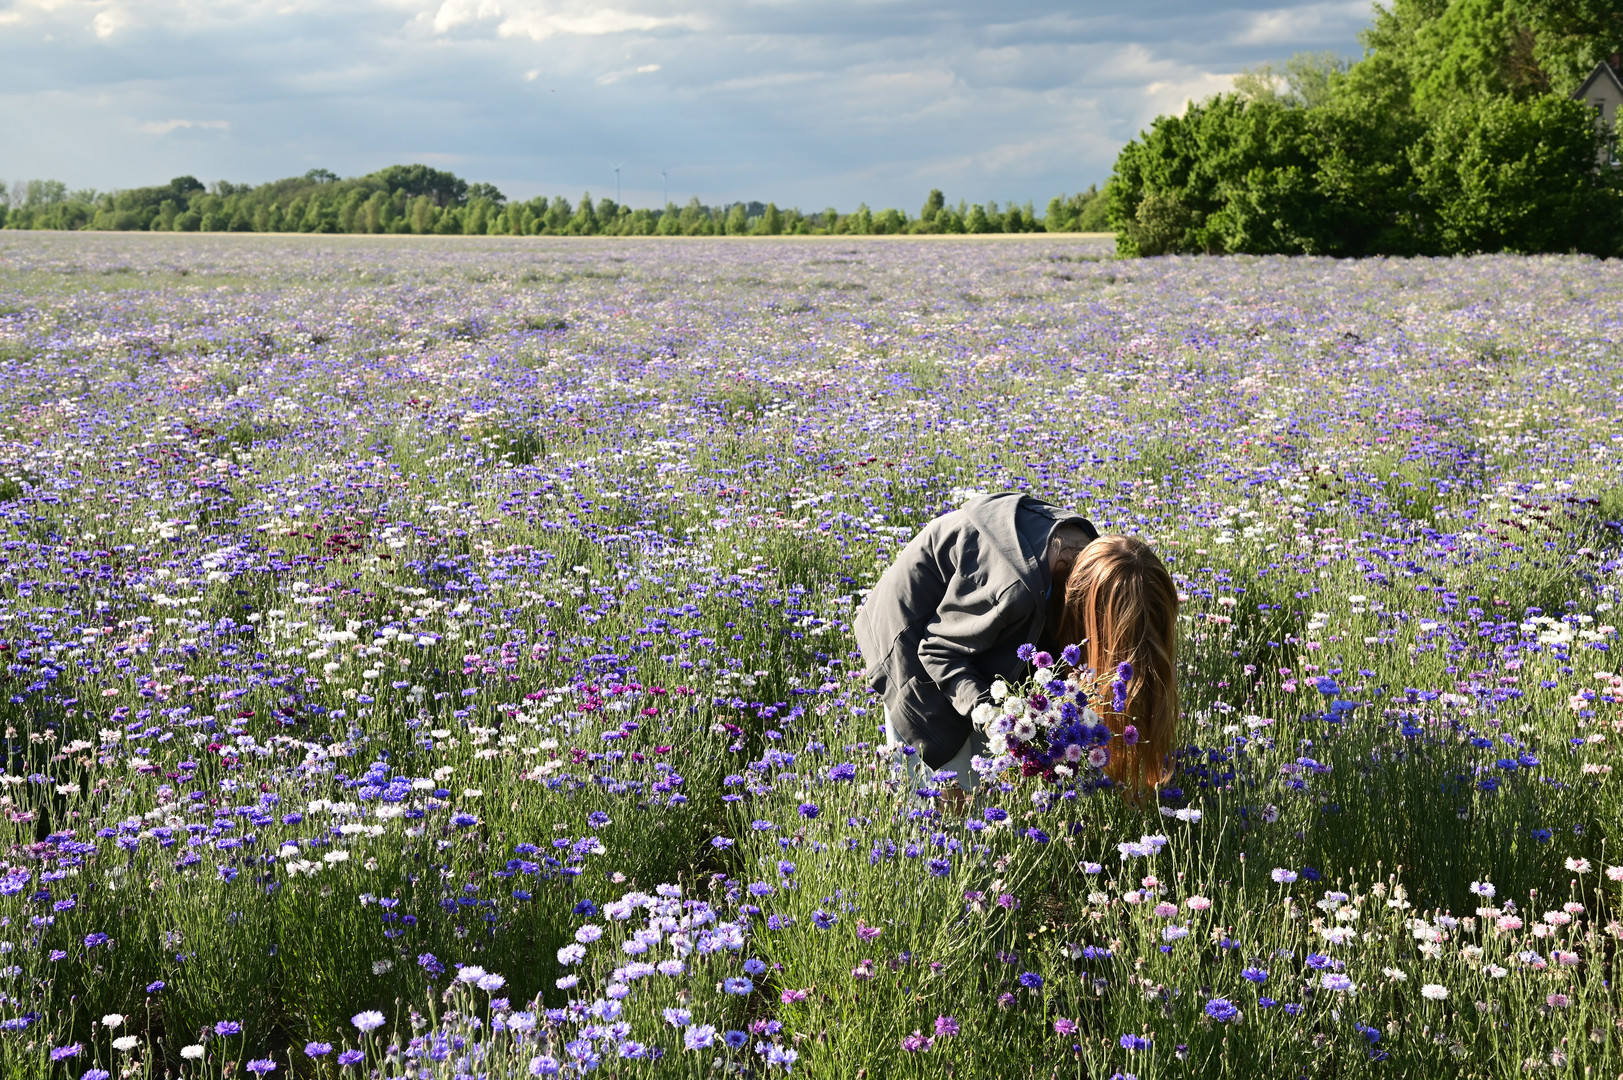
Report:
1061,644,1082,666
1205,997,1240,1022
684,1024,717,1050
246,1060,276,1076
50,1044,82,1061
1122,724,1139,745
812,909,838,929
305,1042,333,1056
83,1071,112,1080
1054,1018,1078,1036
1032,651,1054,669
83,932,109,948
901,1031,933,1052
1018,971,1043,989
1242,966,1268,983
1017,644,1036,662
797,802,819,819
934,1016,959,1037
828,762,856,781
337,1049,365,1066
724,1030,748,1049
418,952,444,975
1120,1033,1149,1050
723,976,754,995
145,980,165,993
214,1021,242,1037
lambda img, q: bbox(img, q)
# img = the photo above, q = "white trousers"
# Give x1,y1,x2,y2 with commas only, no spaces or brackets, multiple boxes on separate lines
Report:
883,706,981,793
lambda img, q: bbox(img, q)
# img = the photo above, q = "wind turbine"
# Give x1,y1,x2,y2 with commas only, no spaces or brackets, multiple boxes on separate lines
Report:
662,169,668,208
612,162,623,207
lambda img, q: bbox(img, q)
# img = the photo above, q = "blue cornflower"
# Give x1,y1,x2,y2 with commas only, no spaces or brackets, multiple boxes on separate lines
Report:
1061,644,1082,667
1017,644,1036,662
828,762,856,781
1205,998,1240,1022
1120,1034,1149,1051
1018,972,1043,989
305,1042,333,1057
812,909,838,929
797,803,819,819
1241,966,1268,983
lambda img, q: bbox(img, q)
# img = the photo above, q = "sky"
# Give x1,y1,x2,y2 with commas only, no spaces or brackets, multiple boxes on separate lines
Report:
0,0,1374,210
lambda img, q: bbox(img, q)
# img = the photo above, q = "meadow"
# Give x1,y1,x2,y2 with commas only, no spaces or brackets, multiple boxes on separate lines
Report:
0,231,1618,1079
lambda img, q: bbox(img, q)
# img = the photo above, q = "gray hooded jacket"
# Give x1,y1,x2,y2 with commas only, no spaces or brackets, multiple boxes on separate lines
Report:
853,493,1095,767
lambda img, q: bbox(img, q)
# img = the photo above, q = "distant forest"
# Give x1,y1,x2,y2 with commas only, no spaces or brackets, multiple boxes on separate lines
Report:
1109,0,1623,256
0,165,1111,236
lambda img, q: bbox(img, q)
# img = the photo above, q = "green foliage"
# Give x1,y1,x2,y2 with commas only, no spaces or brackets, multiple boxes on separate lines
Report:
1412,94,1620,253
3,164,1122,238
1109,0,1623,257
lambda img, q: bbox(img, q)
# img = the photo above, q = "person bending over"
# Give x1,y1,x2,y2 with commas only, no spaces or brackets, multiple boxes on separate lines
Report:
854,491,1178,795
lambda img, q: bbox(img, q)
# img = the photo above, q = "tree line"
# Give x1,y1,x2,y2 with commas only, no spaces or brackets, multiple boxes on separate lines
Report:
0,164,1111,237
1107,0,1623,256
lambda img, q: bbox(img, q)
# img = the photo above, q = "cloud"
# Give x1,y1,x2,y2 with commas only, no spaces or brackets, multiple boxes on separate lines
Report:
596,61,663,85
0,0,1371,207
1233,1,1367,46
136,118,232,135
91,7,128,38
428,0,701,40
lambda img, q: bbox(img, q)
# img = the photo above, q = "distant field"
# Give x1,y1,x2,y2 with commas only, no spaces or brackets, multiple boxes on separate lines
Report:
0,233,1617,1078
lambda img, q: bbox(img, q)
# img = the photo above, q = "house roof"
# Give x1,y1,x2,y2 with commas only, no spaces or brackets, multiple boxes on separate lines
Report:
1573,60,1623,100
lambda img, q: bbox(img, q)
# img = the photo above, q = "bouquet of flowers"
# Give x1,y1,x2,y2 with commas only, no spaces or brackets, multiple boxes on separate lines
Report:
970,643,1138,785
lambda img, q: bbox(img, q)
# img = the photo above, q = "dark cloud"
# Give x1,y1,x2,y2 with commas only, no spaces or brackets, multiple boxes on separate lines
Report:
0,0,1372,208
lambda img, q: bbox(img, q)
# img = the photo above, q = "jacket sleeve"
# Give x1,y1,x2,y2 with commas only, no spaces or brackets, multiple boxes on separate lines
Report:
916,575,1034,718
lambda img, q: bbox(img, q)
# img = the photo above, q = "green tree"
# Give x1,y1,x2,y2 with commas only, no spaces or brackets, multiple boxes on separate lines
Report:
919,189,945,227
570,193,599,235
1410,93,1619,253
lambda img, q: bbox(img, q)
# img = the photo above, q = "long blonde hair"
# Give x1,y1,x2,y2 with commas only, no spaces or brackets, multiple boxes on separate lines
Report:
1053,534,1179,793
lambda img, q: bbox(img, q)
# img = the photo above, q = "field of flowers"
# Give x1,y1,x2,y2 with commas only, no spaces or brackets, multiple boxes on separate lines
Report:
0,231,1619,1079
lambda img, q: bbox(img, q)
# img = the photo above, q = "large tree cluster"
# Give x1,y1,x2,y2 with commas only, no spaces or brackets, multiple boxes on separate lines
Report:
1108,0,1623,256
